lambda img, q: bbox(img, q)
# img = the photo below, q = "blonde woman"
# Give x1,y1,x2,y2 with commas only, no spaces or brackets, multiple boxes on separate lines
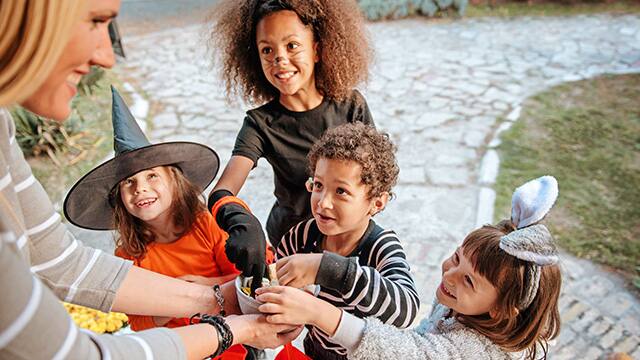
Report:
0,1,300,359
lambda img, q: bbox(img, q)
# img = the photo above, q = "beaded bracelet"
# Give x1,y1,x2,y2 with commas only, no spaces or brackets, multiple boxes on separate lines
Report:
189,313,234,358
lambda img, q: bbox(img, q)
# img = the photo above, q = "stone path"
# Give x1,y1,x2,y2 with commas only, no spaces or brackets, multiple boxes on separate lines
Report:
103,14,640,359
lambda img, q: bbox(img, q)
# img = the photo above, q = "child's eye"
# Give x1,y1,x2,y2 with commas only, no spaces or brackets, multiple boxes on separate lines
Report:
261,47,272,55
465,275,474,289
122,178,133,186
287,42,299,50
313,181,323,191
336,188,348,196
453,252,459,264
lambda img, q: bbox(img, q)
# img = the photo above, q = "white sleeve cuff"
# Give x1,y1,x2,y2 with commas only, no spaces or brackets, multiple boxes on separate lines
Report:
328,310,366,353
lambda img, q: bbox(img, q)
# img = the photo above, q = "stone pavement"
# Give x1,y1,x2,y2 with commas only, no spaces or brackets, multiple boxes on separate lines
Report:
87,14,640,359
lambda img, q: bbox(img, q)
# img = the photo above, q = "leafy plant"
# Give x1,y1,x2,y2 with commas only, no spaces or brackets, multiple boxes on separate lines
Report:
358,0,468,20
11,107,83,166
78,66,106,96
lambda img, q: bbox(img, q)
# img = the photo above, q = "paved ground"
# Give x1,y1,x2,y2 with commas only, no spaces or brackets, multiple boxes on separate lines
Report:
76,14,640,359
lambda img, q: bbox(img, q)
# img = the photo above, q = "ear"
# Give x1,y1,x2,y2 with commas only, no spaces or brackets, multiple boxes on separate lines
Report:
369,192,389,216
489,307,519,319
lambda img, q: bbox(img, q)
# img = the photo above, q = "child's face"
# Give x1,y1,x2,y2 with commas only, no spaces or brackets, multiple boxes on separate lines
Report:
437,247,499,316
256,10,319,99
119,166,174,225
308,158,387,242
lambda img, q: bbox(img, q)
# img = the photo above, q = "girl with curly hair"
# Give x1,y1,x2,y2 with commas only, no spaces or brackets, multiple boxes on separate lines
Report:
206,0,375,288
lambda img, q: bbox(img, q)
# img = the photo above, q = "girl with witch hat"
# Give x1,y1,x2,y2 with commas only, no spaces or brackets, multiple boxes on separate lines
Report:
64,87,274,359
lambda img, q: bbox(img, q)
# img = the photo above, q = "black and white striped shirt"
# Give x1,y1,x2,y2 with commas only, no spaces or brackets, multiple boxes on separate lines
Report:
277,218,420,357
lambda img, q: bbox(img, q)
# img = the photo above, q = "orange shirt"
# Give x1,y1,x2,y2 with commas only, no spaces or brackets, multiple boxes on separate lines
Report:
116,211,240,330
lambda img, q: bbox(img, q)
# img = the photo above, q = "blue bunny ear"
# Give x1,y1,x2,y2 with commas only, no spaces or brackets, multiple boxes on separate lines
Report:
111,86,151,155
511,176,559,229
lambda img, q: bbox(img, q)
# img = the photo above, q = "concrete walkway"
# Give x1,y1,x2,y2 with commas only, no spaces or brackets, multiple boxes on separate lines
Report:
86,14,640,359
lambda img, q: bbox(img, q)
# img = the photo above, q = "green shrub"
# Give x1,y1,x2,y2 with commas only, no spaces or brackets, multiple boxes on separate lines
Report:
11,106,81,165
358,0,467,20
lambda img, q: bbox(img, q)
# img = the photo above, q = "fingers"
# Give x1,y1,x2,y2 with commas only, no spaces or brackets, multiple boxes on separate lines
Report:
250,262,266,296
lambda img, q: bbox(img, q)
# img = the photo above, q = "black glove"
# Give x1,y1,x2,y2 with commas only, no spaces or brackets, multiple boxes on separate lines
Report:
209,190,267,295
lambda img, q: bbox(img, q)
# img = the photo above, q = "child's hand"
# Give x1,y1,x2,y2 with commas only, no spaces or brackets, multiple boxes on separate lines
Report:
276,254,322,288
256,286,320,326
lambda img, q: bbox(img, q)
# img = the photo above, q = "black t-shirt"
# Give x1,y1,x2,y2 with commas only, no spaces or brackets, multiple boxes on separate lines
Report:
232,90,374,243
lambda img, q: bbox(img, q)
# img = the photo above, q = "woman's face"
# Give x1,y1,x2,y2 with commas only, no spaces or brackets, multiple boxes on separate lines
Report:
21,0,121,121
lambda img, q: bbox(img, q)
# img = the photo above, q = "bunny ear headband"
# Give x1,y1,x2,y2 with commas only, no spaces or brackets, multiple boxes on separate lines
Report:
499,175,559,310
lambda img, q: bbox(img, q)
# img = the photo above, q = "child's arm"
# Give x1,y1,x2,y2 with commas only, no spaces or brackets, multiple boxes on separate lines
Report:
315,231,420,328
332,315,502,360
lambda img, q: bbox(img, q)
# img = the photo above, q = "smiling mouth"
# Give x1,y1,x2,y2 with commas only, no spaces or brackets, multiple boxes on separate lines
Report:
440,283,456,299
136,198,157,208
274,71,297,80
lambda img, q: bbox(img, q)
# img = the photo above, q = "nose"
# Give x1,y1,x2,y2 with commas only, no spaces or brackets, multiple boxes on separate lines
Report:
90,25,116,69
273,48,289,65
442,267,459,287
134,180,148,195
316,191,333,210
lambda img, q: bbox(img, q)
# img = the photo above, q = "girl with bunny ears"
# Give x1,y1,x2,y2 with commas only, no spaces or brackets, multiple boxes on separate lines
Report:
256,176,562,360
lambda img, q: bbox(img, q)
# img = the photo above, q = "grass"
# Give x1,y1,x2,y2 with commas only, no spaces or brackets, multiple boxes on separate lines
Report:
493,74,640,288
466,0,640,17
26,71,122,205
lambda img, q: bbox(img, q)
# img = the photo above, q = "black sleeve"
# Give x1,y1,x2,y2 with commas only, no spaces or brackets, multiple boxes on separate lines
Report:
351,89,375,127
231,115,266,166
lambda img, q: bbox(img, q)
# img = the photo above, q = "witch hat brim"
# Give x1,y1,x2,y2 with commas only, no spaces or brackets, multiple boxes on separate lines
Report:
63,87,219,230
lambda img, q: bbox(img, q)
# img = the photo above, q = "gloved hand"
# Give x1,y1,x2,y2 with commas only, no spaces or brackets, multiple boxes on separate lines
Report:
209,189,267,296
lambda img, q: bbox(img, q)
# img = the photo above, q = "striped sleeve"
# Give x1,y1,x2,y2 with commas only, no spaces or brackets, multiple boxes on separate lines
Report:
3,109,131,312
0,233,186,360
316,230,420,329
275,219,314,259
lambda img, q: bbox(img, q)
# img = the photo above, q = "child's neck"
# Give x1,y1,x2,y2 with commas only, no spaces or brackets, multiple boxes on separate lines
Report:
322,220,371,257
279,86,323,112
147,220,181,244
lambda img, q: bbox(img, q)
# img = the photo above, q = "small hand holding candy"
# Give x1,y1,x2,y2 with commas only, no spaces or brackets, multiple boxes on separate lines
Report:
256,286,341,336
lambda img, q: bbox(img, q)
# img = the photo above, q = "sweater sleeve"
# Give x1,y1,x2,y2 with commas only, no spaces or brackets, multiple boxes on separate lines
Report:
315,231,420,329
0,230,186,360
2,109,131,313
341,317,511,360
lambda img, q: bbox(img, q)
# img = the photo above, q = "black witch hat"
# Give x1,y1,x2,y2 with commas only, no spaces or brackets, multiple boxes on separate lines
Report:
64,86,219,230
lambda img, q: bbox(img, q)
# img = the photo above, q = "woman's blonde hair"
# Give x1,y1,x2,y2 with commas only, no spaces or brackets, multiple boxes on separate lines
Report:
0,1,85,106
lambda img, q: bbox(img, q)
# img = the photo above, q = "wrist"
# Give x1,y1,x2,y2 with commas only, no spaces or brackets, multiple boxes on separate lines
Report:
226,316,251,346
311,297,341,335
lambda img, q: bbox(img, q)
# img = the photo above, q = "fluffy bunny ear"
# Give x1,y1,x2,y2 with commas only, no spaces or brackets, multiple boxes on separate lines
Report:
511,176,559,229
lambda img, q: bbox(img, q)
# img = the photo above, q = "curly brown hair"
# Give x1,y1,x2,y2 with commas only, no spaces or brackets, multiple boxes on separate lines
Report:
112,166,206,259
307,123,398,199
208,0,372,105
458,220,562,360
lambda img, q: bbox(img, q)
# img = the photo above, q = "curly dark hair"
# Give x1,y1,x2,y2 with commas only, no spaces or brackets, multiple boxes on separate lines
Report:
308,123,399,199
208,0,372,105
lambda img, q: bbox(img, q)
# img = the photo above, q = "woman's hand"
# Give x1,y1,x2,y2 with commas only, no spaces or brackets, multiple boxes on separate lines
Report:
226,314,302,349
276,254,322,288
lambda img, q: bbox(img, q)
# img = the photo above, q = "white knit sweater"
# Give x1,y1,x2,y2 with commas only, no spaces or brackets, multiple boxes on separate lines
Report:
331,301,523,360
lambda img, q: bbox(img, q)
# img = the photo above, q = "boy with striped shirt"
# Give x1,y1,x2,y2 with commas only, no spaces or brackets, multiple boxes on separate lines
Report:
264,123,420,359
